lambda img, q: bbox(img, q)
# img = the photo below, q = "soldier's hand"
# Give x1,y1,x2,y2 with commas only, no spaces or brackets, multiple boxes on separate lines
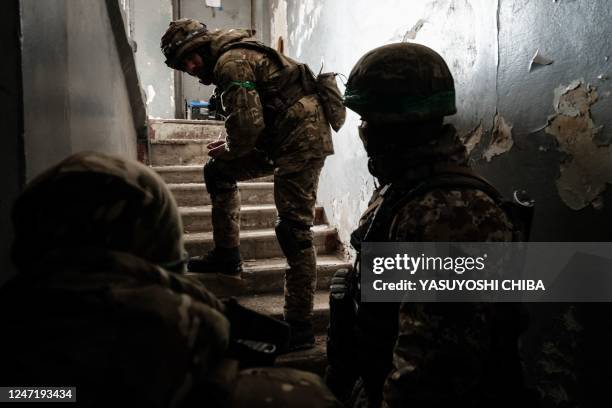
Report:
208,143,228,158
207,140,225,150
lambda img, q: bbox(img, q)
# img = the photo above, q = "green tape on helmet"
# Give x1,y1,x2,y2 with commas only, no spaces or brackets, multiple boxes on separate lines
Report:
343,89,456,117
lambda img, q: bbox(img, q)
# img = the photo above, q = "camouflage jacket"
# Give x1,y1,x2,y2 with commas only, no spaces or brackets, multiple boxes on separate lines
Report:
349,126,532,407
208,30,334,167
0,248,234,407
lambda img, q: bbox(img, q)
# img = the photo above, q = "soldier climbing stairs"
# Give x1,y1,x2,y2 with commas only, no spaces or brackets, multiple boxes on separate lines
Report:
146,118,349,375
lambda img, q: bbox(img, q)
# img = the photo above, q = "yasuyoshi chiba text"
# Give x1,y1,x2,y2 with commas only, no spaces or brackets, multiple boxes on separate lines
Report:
372,279,546,292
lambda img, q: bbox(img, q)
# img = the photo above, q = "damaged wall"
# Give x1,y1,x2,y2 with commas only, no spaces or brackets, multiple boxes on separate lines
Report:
21,0,140,180
279,0,612,245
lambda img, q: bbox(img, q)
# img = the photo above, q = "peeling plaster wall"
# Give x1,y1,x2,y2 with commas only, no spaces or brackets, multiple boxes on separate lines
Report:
281,0,612,246
490,0,612,241
21,0,139,180
133,0,174,119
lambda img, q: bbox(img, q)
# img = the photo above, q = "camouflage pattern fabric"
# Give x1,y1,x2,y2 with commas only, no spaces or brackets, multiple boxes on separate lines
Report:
230,367,343,408
520,303,612,408
334,126,530,408
195,30,332,322
0,249,233,407
11,151,187,273
379,131,530,407
344,43,456,124
1,151,341,407
1,151,233,407
204,153,324,321
209,29,333,164
161,18,212,69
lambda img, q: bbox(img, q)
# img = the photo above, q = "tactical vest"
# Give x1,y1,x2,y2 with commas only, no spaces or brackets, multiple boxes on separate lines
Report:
219,40,317,127
352,165,533,251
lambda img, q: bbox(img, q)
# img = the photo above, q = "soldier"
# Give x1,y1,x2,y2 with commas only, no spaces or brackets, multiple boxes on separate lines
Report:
326,43,535,407
160,19,335,350
0,151,342,408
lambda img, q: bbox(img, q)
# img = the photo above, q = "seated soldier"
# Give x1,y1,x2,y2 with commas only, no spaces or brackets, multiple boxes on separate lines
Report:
326,43,535,408
0,151,341,408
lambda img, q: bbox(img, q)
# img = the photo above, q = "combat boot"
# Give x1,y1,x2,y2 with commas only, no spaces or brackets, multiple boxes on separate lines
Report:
187,246,243,277
287,319,315,351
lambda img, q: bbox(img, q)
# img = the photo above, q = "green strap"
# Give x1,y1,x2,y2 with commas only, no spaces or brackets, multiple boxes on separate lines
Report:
230,80,257,90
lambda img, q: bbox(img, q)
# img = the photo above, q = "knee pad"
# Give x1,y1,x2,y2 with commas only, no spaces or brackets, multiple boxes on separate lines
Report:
274,217,313,259
203,159,237,198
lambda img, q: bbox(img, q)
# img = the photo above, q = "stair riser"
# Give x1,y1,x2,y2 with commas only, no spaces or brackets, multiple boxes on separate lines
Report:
185,231,339,260
171,186,275,207
157,169,274,184
150,142,208,166
150,121,225,141
182,208,324,233
158,168,202,184
195,261,347,297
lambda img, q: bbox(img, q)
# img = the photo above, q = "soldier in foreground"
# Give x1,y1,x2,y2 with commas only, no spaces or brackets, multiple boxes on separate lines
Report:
0,151,341,408
326,43,535,407
161,19,339,350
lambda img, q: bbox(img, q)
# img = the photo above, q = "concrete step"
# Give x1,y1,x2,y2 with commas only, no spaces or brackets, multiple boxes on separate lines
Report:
154,165,274,184
184,225,340,260
275,335,327,376
236,291,329,334
181,205,325,233
189,255,350,297
149,118,226,141
150,139,209,166
155,165,203,183
169,182,274,207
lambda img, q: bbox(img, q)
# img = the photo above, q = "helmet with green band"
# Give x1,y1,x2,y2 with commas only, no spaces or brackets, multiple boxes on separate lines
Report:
161,18,210,70
344,43,457,123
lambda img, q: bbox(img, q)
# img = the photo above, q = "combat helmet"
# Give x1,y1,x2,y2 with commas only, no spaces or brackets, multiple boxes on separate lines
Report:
161,18,210,69
344,43,456,123
11,152,188,273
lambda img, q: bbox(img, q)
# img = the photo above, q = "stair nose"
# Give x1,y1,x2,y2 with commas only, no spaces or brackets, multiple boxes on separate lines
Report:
169,182,275,206
150,139,209,166
189,255,351,297
181,205,325,233
184,225,340,260
154,165,273,184
149,119,226,141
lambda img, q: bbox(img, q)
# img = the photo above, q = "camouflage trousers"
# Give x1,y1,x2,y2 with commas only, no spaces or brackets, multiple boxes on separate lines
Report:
204,152,325,322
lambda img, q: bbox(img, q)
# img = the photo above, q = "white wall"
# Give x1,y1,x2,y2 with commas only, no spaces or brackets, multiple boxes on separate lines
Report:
279,0,498,248
279,0,612,246
21,0,140,180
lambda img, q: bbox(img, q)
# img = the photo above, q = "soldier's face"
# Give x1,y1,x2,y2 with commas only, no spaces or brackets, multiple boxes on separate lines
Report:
182,52,213,84
183,52,204,76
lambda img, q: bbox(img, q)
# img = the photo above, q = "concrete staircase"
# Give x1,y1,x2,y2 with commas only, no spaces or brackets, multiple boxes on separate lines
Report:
148,118,349,375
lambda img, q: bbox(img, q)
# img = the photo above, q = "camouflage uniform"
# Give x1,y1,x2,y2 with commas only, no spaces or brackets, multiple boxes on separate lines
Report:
378,129,530,408
0,151,340,407
208,29,332,323
163,22,333,325
327,43,533,408
520,303,612,408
